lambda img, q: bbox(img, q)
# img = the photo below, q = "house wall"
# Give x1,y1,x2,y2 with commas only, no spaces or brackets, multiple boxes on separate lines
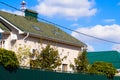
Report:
9,34,82,72
0,20,19,50
1,17,84,71
0,21,83,72
3,34,10,49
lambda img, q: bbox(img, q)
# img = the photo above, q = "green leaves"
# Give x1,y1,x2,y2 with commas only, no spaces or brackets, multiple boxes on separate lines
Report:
88,61,117,78
39,44,61,70
70,49,89,73
30,44,62,70
0,48,19,72
16,46,30,66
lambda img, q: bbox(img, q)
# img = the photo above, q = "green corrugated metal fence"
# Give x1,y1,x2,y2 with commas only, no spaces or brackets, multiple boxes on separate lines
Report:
0,66,120,80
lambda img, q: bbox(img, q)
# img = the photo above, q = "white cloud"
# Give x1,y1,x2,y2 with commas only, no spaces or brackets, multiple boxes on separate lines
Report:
33,0,97,20
1,9,24,16
87,44,94,52
71,23,79,27
72,24,120,43
71,24,120,51
103,19,115,23
112,44,120,52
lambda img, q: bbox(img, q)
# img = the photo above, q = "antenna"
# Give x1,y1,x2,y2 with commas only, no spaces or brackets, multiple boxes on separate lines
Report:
21,0,26,16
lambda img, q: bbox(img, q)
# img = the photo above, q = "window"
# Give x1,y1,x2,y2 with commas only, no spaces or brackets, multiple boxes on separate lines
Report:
32,25,43,32
62,64,68,72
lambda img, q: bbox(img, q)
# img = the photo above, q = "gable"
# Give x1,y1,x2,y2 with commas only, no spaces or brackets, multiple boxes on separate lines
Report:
0,10,86,47
0,22,10,33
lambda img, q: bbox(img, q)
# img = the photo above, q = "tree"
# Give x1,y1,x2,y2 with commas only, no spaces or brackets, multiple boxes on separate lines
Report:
70,49,89,73
30,44,63,70
16,45,30,67
88,61,117,79
0,48,19,72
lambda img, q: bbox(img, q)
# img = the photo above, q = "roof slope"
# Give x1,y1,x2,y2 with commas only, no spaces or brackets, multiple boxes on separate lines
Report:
0,23,10,32
0,11,86,47
87,51,120,69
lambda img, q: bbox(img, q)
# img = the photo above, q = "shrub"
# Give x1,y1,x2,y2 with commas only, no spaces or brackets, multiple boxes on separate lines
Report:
88,61,117,79
0,48,19,72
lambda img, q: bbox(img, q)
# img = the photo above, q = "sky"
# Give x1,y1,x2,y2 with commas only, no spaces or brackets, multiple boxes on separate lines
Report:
0,0,120,52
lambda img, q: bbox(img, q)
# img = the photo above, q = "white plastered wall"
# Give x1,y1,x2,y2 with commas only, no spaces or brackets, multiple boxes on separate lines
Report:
10,34,82,71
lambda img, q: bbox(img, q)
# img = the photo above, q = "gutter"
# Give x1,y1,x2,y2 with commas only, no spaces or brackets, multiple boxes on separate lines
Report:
28,32,86,48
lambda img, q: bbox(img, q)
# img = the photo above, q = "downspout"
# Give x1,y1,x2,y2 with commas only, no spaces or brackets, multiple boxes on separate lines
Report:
23,32,29,41
1,40,3,48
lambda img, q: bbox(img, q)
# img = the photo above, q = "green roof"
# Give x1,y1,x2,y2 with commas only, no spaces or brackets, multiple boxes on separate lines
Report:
0,23,10,32
0,10,86,47
87,51,120,69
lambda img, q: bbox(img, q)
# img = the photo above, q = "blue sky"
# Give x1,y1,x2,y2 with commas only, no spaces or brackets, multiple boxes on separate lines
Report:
0,0,120,52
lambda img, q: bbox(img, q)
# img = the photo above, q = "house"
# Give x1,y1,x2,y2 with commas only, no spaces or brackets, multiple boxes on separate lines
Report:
87,51,120,75
0,9,86,72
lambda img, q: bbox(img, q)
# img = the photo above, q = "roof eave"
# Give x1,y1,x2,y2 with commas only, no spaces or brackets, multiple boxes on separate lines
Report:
25,32,86,48
0,16,24,34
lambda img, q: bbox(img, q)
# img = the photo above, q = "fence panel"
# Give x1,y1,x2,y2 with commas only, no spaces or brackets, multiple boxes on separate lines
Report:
0,66,120,80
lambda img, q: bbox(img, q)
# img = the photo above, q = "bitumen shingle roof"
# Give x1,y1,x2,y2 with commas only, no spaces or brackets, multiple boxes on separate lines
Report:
87,51,120,69
0,10,86,47
0,22,10,32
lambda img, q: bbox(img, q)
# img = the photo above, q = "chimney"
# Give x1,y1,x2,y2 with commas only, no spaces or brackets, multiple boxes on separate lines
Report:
25,9,38,21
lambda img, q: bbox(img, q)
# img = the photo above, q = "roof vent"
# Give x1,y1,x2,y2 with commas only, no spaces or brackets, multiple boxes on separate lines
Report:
25,9,38,21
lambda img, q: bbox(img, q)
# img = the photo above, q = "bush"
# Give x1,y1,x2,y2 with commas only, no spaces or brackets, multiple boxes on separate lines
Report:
88,61,117,79
0,48,19,72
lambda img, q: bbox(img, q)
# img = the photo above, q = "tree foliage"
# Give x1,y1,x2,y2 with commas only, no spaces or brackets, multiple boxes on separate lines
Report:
70,49,89,73
30,44,62,70
16,46,30,67
0,48,19,72
88,61,117,79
